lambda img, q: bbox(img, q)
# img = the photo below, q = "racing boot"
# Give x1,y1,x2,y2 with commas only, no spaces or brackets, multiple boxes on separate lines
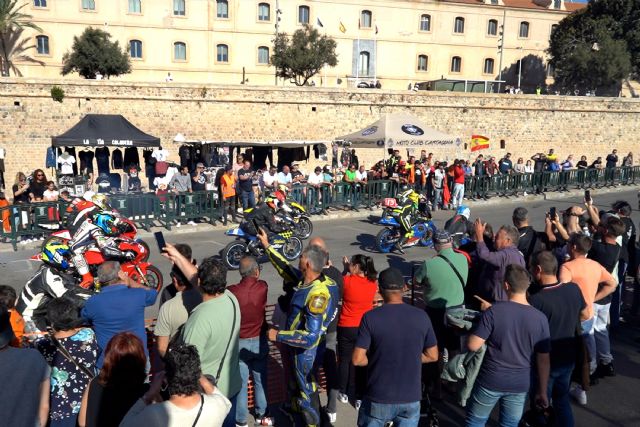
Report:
395,232,412,254
296,393,321,427
73,254,94,289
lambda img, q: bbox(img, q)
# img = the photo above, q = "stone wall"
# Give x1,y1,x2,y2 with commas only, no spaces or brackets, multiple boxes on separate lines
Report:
1,78,639,192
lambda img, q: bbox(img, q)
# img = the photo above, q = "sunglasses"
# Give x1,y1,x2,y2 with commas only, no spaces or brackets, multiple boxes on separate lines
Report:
36,174,44,177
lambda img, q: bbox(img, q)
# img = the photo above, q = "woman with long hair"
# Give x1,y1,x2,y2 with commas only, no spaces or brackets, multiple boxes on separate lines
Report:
78,332,148,427
337,254,378,409
12,172,29,204
29,169,48,202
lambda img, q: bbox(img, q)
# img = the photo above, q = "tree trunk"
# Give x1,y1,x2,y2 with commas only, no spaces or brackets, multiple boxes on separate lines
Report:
0,34,10,77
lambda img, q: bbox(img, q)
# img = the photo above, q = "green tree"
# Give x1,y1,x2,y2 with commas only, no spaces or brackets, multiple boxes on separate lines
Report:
271,24,338,86
548,0,638,96
61,27,131,79
0,0,42,76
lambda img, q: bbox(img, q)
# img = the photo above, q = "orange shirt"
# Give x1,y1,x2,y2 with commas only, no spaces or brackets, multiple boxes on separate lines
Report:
559,257,614,319
0,199,10,232
221,174,237,199
9,308,24,347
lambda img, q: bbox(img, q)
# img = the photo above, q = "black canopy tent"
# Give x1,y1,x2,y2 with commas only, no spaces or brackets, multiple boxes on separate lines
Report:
52,114,160,147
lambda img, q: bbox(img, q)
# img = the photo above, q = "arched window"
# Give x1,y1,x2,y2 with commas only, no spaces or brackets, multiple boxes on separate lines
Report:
34,0,47,7
361,10,372,28
451,56,462,73
81,0,95,10
36,35,49,55
553,0,561,9
258,3,270,21
487,19,498,36
258,46,269,64
483,58,494,74
129,40,142,58
174,42,186,60
454,17,465,34
298,5,310,24
217,0,228,18
173,0,185,16
417,55,428,71
216,44,229,62
519,21,530,38
420,14,431,32
128,0,141,13
359,51,370,76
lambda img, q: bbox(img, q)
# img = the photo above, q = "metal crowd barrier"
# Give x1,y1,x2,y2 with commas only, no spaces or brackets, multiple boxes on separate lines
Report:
2,167,639,250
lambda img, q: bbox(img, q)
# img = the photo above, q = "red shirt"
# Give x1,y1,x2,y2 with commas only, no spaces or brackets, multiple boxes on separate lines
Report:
227,276,268,338
454,165,465,184
338,275,378,328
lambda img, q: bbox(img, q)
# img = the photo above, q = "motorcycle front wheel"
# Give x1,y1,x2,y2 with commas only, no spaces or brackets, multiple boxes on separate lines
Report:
142,265,164,292
419,222,436,248
222,241,248,270
281,236,303,261
376,228,398,253
294,217,313,239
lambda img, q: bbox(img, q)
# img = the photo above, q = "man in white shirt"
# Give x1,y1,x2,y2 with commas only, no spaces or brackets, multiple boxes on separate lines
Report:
261,165,278,192
432,162,446,210
356,165,368,183
277,165,293,190
308,166,325,206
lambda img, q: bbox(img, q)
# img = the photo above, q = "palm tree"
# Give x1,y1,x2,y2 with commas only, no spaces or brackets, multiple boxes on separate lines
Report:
0,0,42,76
2,28,44,76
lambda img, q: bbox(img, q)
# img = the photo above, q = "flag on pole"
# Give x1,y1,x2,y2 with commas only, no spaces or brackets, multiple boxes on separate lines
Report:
339,21,346,33
470,135,490,152
317,18,324,28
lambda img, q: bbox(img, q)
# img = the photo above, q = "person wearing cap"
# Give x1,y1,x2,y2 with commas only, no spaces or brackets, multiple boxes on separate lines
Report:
414,230,468,352
353,268,438,427
191,162,207,192
0,304,51,427
220,165,238,225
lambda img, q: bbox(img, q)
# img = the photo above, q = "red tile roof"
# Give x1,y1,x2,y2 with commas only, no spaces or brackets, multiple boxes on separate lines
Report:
564,2,587,12
441,0,587,12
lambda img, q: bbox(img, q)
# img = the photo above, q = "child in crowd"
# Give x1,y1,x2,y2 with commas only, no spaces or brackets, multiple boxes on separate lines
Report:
42,181,59,201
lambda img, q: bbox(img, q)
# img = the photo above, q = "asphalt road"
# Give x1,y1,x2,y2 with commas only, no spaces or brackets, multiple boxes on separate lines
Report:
1,189,640,425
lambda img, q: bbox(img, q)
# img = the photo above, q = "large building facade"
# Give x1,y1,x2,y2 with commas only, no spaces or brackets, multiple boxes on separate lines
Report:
22,0,584,89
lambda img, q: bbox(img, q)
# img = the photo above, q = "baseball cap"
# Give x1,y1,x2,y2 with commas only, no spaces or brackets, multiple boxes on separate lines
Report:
0,304,15,349
434,230,452,244
378,268,405,291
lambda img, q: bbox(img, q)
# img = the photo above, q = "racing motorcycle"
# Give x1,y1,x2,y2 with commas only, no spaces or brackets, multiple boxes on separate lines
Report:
375,215,437,253
275,201,314,240
222,227,303,270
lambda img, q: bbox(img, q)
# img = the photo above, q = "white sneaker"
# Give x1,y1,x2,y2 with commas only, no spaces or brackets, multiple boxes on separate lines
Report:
338,393,349,403
176,223,181,228
523,191,528,196
355,400,362,411
327,411,337,423
187,221,196,226
570,384,587,405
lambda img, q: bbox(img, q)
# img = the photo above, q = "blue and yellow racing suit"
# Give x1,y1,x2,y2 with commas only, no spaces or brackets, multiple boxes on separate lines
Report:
266,246,339,427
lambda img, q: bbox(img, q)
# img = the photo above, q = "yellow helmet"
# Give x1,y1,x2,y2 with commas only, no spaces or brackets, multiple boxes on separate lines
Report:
92,194,110,211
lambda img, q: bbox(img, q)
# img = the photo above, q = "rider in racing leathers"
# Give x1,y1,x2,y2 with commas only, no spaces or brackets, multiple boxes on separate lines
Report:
70,211,133,288
17,238,93,342
393,188,422,253
444,205,473,247
64,193,111,235
241,195,288,236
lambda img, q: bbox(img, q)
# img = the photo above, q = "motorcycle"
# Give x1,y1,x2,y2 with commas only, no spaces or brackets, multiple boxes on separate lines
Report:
275,200,313,240
222,227,303,270
375,215,437,253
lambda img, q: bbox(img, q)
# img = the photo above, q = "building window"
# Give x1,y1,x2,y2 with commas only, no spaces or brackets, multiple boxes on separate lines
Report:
420,14,431,32
36,35,49,55
451,56,462,73
298,5,310,24
258,46,269,64
454,17,465,34
487,19,497,36
417,55,428,71
130,40,142,58
490,0,498,4
553,0,561,9
128,0,141,14
216,44,229,62
483,58,494,74
361,10,372,28
258,3,270,21
174,42,186,60
34,0,47,7
359,51,370,76
81,0,95,10
173,0,185,16
519,21,529,38
217,0,228,18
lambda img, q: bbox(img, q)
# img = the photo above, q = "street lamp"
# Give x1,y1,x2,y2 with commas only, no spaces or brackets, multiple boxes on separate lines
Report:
516,46,524,90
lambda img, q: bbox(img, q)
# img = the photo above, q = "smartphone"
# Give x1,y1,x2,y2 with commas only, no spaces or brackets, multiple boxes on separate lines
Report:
549,207,556,218
584,190,591,203
153,231,167,253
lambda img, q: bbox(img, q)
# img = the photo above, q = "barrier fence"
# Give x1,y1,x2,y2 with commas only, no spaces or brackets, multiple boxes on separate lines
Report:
2,166,639,250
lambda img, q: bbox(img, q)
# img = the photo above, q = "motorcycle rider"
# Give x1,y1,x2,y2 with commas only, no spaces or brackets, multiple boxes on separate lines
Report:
257,229,339,427
241,195,289,237
444,205,474,247
70,211,133,288
393,187,422,254
17,238,93,342
64,193,112,235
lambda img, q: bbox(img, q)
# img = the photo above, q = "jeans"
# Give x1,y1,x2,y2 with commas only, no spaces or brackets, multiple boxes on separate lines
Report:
465,384,527,427
452,183,465,208
547,363,575,427
241,190,256,210
586,303,613,372
237,336,269,423
433,188,443,209
323,331,339,413
357,399,420,427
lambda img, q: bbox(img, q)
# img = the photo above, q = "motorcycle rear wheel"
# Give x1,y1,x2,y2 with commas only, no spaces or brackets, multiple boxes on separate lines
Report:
222,241,248,270
294,217,313,239
376,228,398,253
281,236,303,261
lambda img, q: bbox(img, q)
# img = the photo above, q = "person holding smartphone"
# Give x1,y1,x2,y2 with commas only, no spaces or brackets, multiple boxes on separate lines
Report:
237,160,256,211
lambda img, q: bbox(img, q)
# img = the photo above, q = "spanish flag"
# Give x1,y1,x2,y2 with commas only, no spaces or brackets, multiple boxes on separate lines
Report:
470,135,490,152
339,21,346,33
